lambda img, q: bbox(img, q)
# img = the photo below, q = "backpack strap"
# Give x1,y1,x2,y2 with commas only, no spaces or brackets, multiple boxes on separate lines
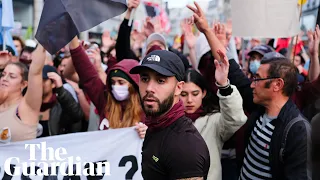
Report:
279,115,310,163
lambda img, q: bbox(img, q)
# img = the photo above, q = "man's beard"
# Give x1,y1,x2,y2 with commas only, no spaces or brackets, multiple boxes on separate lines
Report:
141,92,174,117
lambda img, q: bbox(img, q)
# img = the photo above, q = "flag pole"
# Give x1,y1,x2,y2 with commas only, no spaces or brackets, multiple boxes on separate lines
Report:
241,38,245,68
2,31,6,51
288,0,303,61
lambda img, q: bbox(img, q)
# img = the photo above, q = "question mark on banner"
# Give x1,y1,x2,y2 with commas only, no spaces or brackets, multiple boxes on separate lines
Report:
118,156,138,180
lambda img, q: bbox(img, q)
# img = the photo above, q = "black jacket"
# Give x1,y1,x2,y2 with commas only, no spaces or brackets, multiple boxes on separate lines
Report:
228,59,256,114
243,100,311,180
46,87,84,136
115,18,140,61
227,59,312,179
312,112,320,179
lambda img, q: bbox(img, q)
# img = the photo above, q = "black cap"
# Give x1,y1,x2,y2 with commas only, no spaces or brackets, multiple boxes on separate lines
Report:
0,45,16,56
248,45,274,57
42,65,57,79
130,50,185,81
261,52,288,63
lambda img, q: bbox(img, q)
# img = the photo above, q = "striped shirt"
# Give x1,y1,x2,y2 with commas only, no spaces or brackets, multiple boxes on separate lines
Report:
240,114,277,180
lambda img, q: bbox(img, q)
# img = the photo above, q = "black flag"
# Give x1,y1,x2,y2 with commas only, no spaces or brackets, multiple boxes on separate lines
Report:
35,0,127,54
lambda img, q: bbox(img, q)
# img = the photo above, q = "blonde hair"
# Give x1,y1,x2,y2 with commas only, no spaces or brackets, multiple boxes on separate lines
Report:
105,84,143,128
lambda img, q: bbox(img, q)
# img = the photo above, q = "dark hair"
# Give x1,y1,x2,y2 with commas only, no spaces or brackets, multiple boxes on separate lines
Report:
13,36,25,49
198,51,216,83
184,69,220,115
296,53,306,65
9,62,29,81
53,51,71,68
261,59,297,96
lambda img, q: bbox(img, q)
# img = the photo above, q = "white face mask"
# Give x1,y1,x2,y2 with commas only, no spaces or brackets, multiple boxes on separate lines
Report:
111,85,129,101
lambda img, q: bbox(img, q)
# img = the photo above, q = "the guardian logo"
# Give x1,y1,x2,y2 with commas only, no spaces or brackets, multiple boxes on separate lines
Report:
2,142,110,177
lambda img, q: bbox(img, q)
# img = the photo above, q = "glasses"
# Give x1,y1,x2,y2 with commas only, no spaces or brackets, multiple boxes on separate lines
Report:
252,76,280,85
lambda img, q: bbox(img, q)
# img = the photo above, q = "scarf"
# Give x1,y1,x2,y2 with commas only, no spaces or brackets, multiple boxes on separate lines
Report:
185,107,205,122
145,100,185,132
40,94,57,112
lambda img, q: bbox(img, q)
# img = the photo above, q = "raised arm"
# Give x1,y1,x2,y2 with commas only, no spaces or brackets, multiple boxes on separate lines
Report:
187,2,226,61
48,72,84,123
115,0,140,61
182,19,197,69
214,50,247,141
87,48,107,84
308,25,320,82
19,45,46,125
69,36,107,116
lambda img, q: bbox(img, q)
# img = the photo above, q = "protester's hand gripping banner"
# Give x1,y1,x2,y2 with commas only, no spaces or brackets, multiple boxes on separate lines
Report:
0,128,143,180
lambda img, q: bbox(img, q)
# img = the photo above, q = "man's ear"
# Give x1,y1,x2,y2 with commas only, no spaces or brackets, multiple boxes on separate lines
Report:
273,78,285,93
175,81,185,96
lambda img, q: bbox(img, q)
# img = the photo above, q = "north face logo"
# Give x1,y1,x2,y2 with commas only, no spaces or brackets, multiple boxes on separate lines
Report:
147,55,161,62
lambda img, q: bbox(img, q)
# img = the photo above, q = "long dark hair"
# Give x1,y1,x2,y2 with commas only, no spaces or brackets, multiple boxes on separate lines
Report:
184,69,220,115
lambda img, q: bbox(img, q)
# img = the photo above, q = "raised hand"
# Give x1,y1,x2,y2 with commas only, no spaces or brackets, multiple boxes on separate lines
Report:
87,47,103,72
0,50,12,57
182,19,197,49
308,25,320,56
101,31,115,51
214,50,229,87
47,72,63,88
128,0,140,10
143,17,155,37
213,22,228,47
187,2,210,34
31,45,46,63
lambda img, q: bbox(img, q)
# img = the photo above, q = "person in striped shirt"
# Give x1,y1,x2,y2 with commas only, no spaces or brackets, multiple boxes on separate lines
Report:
239,53,312,180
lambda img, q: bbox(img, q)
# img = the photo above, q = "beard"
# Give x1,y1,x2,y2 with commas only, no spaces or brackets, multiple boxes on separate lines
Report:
141,92,174,117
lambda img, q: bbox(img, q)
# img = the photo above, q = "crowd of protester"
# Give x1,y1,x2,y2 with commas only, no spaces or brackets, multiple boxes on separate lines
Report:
0,0,320,179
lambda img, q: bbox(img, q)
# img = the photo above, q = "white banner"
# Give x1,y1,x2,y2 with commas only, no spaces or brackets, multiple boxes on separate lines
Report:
231,0,300,38
0,127,143,180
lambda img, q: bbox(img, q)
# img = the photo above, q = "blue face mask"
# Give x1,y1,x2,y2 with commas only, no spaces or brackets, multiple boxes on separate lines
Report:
249,60,261,74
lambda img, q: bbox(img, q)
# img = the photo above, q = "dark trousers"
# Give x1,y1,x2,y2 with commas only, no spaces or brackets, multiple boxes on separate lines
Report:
221,158,239,180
